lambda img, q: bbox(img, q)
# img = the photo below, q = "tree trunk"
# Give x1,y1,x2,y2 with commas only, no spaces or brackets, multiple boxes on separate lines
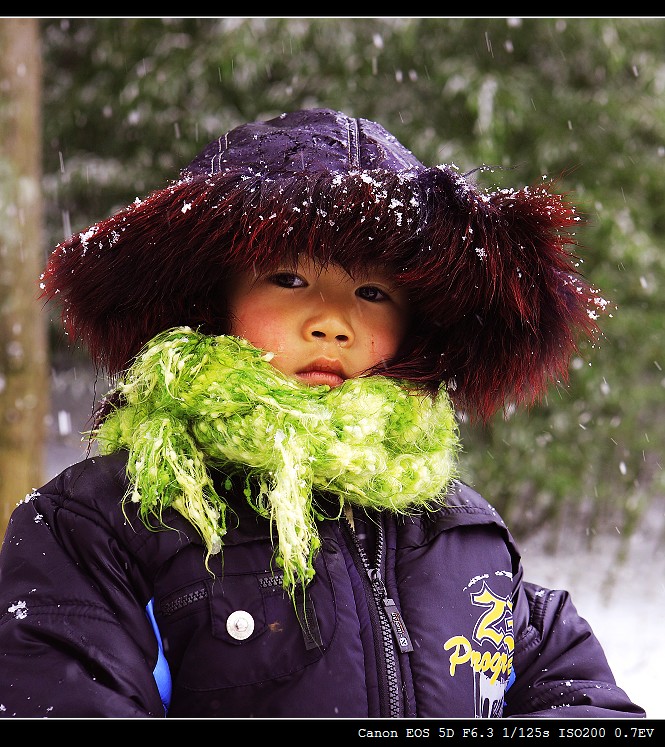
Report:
0,18,48,539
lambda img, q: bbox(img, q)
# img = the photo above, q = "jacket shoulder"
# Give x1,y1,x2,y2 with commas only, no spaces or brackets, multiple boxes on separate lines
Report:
430,480,509,531
27,451,200,568
394,480,518,564
44,451,130,505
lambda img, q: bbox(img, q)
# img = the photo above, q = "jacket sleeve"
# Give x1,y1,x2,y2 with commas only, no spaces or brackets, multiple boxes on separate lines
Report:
504,579,645,718
0,456,166,718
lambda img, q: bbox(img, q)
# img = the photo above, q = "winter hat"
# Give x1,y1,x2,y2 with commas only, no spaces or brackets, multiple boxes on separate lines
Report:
41,108,606,421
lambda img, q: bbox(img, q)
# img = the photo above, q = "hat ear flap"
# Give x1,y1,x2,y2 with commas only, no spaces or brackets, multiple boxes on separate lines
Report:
415,171,606,421
40,178,227,375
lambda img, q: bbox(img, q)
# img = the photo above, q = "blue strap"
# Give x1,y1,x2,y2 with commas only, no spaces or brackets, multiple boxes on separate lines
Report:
146,598,172,713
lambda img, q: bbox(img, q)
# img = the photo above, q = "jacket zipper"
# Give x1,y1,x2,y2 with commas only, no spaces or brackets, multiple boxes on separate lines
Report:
160,585,208,615
343,511,413,717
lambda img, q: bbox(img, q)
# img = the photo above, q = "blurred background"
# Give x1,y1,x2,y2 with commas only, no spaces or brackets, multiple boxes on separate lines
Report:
1,17,663,717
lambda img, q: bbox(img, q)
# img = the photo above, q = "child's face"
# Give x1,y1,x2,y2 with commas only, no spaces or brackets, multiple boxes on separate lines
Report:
227,259,410,387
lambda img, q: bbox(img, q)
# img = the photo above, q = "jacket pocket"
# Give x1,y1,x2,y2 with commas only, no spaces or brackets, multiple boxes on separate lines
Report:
163,555,335,690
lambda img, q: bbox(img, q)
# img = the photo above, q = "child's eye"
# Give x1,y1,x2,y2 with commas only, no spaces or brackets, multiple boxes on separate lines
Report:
356,285,388,302
269,272,307,288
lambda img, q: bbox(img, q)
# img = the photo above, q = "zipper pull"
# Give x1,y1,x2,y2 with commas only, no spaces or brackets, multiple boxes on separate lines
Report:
368,568,414,653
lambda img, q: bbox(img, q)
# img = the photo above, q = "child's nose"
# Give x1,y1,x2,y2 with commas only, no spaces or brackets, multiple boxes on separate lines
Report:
305,313,354,346
310,329,350,344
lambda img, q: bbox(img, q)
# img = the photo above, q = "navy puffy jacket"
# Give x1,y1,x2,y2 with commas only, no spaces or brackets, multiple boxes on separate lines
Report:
0,452,645,718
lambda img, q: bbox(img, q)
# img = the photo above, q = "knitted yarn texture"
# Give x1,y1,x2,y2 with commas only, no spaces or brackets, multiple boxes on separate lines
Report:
95,327,461,593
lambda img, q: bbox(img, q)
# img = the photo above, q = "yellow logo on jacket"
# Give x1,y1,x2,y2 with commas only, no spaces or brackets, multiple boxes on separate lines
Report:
443,581,514,717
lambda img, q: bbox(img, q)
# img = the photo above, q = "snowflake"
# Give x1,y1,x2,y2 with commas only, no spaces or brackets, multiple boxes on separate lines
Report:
8,601,27,620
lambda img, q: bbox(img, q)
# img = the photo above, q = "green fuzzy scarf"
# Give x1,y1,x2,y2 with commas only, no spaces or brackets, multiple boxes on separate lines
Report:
95,326,460,594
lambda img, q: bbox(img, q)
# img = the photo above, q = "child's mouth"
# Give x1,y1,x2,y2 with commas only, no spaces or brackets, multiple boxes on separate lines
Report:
296,359,347,388
296,370,346,387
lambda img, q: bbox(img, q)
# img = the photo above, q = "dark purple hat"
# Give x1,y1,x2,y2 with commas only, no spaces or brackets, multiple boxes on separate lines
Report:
184,108,423,176
41,108,606,420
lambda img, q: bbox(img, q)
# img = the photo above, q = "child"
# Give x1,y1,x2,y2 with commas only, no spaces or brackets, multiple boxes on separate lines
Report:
0,108,645,719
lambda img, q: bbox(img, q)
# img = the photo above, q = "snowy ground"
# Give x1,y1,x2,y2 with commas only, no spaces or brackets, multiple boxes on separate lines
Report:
518,512,664,720
44,363,664,720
